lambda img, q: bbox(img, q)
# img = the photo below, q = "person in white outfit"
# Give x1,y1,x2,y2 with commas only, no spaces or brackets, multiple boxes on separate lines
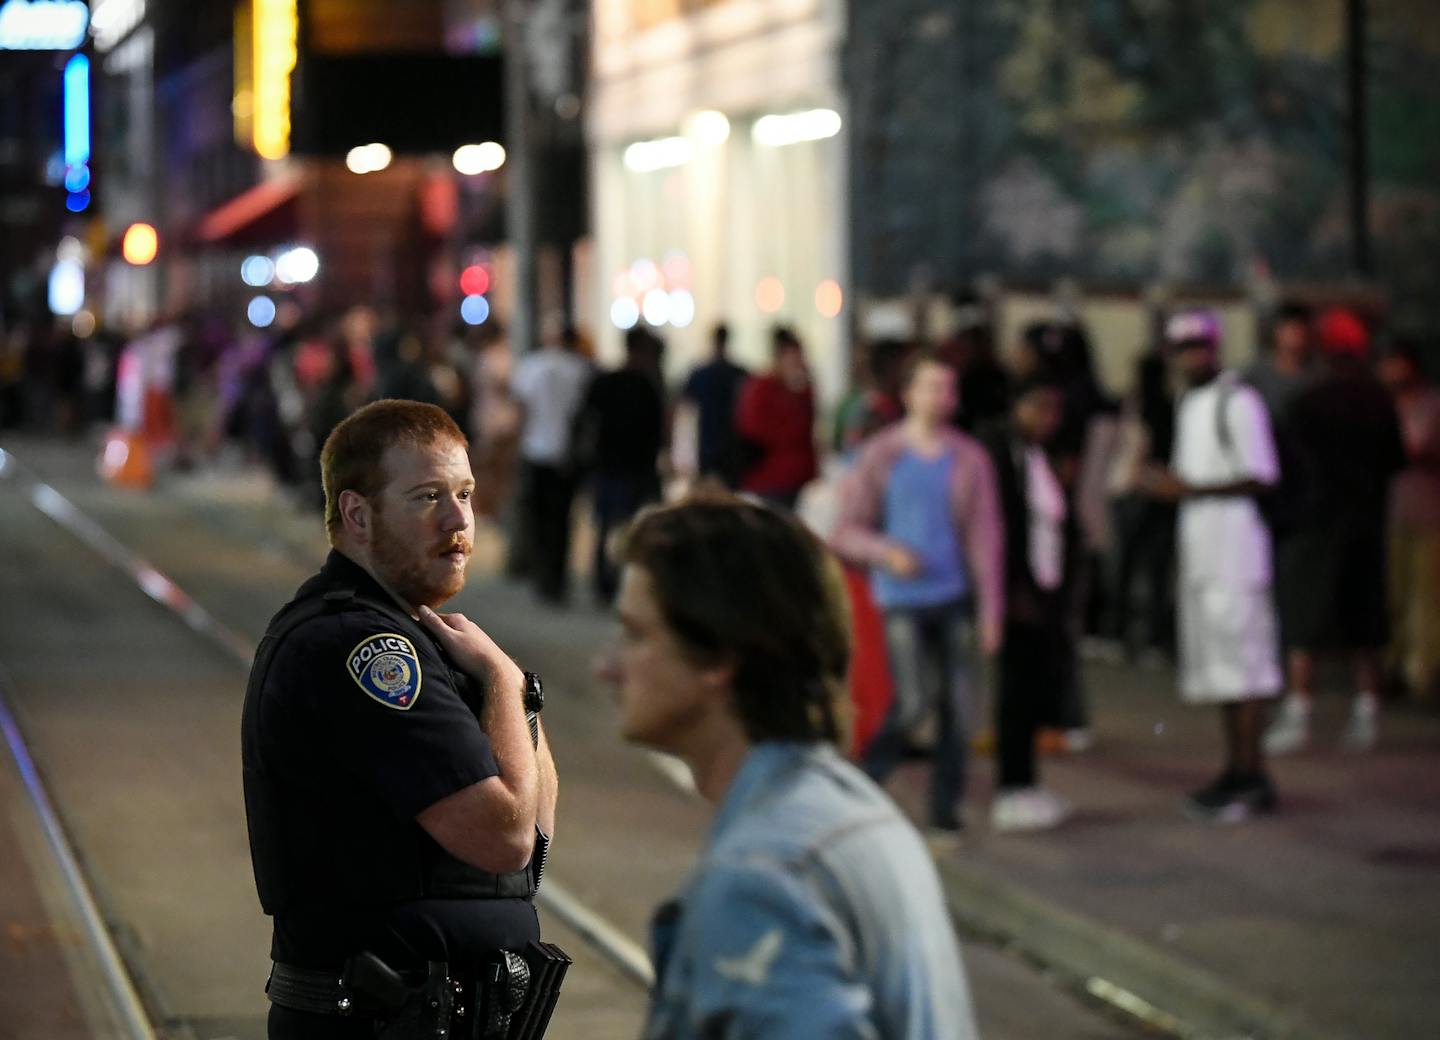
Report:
510,318,592,604
1139,311,1283,822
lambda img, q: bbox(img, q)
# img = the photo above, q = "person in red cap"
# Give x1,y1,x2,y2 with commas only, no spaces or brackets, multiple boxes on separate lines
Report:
1264,308,1406,754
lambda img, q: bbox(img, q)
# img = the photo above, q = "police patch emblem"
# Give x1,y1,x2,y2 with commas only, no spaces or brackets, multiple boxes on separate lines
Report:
347,633,423,710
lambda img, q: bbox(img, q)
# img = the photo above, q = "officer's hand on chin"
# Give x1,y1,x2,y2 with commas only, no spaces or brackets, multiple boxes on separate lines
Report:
418,605,524,693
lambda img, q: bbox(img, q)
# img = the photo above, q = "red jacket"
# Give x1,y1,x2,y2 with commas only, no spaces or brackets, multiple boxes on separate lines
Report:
735,373,818,495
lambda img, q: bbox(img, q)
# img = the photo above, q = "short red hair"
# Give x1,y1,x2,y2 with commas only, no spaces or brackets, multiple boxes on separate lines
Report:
320,399,468,541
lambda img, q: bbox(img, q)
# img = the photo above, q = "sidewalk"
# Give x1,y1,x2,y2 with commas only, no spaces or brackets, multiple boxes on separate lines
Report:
11,437,1440,1040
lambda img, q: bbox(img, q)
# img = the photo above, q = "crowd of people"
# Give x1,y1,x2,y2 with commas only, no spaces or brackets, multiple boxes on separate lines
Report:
6,292,1438,830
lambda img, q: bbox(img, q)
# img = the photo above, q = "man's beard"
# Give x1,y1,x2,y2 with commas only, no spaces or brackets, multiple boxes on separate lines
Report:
1185,363,1219,389
371,513,471,609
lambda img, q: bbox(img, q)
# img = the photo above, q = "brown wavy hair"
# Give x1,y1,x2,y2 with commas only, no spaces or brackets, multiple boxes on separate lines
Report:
320,399,468,542
622,492,853,747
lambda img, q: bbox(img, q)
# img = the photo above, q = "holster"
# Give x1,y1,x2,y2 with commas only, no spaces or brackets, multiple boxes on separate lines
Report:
269,943,572,1040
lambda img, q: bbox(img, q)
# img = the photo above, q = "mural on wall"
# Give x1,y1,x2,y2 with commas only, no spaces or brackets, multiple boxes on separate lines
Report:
848,0,1440,331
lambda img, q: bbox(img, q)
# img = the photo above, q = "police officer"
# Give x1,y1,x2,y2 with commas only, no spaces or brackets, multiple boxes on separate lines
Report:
242,399,559,1038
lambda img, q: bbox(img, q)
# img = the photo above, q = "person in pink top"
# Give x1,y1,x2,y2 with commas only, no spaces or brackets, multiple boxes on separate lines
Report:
735,327,819,509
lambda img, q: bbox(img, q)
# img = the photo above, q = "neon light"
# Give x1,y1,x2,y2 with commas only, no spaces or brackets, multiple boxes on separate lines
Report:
252,0,297,160
63,53,89,169
65,190,90,212
0,0,88,50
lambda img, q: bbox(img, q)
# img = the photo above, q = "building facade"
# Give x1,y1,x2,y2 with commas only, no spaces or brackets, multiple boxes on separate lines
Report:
588,0,850,402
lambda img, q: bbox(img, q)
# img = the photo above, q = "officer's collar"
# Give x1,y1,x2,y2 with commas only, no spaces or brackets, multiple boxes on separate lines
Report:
322,549,407,612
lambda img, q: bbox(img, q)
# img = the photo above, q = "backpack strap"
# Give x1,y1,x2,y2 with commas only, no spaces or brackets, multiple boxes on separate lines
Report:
1212,374,1243,475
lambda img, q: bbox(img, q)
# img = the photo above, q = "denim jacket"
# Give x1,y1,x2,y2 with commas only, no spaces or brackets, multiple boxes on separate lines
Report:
644,743,979,1039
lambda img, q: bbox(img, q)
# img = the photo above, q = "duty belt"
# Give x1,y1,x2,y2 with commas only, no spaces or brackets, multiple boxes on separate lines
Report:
266,945,571,1040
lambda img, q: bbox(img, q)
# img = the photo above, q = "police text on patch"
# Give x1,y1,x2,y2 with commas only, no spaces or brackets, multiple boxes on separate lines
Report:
347,633,423,710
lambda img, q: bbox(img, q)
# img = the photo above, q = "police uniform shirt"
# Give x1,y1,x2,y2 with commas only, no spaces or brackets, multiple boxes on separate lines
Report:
254,550,538,969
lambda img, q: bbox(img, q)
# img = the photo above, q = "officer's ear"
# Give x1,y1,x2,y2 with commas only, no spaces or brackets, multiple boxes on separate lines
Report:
338,489,373,543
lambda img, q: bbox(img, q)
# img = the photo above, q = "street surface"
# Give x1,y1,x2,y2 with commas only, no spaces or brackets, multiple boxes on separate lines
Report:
3,433,1438,1039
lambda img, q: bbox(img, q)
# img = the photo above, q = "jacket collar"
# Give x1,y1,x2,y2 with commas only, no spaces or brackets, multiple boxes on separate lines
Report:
709,741,832,846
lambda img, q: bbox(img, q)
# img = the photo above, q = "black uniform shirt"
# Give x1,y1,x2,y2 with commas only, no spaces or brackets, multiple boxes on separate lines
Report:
254,550,538,969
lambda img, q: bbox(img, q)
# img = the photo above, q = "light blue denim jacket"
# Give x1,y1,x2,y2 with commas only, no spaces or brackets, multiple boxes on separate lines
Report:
644,742,979,1039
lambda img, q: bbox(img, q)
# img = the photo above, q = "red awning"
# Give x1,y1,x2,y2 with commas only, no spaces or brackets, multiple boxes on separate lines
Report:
193,176,301,246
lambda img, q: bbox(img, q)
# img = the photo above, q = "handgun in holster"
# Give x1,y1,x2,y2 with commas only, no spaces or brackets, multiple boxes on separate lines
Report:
344,941,572,1040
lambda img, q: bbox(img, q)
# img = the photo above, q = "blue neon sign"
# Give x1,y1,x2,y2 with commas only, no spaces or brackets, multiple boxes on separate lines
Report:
64,53,89,168
63,52,89,211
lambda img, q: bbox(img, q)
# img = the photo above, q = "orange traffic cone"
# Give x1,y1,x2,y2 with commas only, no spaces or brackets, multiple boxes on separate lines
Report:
98,428,154,490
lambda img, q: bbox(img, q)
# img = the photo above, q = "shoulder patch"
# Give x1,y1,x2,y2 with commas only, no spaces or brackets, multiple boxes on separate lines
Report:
347,633,423,710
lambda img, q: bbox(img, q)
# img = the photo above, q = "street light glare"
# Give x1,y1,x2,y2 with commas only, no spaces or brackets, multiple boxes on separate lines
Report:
345,142,392,174
274,246,319,284
453,142,506,175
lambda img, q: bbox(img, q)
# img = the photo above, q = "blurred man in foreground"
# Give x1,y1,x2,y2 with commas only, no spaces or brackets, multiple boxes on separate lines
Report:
601,495,979,1039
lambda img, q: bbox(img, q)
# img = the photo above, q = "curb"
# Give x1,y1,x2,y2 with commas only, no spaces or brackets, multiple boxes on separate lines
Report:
936,856,1334,1040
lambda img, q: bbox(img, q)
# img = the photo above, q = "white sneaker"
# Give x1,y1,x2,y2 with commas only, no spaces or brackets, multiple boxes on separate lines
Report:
991,788,1070,832
1342,694,1379,752
1264,695,1311,755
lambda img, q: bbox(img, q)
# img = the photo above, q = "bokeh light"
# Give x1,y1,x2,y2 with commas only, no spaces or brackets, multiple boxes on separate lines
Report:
815,279,843,318
668,290,696,328
460,265,491,297
248,296,277,328
460,295,491,326
122,223,159,266
755,276,785,314
610,297,640,330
